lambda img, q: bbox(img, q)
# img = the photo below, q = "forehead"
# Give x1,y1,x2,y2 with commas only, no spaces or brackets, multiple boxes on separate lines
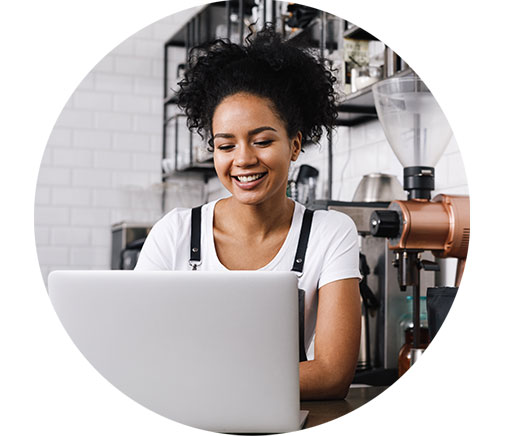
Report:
212,93,284,133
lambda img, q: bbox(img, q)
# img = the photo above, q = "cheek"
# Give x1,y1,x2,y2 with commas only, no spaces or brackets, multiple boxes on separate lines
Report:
262,150,292,171
213,154,230,178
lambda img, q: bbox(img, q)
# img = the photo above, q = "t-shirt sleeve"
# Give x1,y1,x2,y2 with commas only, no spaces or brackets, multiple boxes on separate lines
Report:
317,211,362,289
134,209,181,270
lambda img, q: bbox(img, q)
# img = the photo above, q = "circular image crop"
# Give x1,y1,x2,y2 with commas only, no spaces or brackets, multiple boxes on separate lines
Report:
35,1,469,433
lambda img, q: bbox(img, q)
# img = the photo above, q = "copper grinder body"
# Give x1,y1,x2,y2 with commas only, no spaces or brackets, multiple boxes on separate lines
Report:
388,194,470,258
388,195,470,285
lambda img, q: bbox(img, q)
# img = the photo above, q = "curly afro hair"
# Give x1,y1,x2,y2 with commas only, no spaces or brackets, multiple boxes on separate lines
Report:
176,24,341,150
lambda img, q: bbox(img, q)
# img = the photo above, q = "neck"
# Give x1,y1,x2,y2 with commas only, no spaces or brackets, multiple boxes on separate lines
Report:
218,195,295,240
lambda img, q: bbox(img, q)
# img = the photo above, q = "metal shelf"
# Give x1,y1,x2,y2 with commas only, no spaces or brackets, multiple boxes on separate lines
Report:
285,16,320,41
162,164,216,180
163,113,214,174
337,68,413,126
164,95,178,106
344,25,377,41
337,86,377,126
284,14,340,52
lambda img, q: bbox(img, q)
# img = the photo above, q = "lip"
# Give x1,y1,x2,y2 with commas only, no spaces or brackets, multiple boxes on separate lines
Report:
231,172,268,190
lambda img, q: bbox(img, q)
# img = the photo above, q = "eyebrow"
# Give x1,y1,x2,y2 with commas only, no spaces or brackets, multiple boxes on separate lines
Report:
213,126,277,140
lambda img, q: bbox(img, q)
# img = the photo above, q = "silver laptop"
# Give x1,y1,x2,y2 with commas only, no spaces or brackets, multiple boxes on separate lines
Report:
48,270,308,433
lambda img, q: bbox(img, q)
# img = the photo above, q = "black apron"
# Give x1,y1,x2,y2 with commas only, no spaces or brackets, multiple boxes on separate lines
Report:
189,205,314,362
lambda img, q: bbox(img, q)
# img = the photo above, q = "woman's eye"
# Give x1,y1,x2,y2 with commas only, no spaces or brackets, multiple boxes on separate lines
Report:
217,144,235,151
254,140,273,147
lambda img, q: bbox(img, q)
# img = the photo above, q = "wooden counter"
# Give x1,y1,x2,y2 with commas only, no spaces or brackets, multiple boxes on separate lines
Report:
301,386,388,428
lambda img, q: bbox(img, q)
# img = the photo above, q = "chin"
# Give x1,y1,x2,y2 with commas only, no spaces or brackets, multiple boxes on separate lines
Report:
231,194,266,206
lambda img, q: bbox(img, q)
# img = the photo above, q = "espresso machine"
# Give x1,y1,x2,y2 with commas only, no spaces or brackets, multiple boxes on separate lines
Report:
311,174,409,385
369,74,470,367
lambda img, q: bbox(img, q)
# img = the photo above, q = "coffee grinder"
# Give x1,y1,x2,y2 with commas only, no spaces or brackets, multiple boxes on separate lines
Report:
369,74,470,367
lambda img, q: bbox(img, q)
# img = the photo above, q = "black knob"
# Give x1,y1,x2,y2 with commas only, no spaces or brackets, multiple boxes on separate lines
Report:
403,166,435,200
370,210,400,238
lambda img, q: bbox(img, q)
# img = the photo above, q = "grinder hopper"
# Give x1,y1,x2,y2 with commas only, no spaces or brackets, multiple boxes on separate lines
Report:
372,74,452,199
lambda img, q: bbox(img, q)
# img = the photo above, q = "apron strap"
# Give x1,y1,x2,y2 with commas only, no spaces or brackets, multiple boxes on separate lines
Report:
293,208,315,362
189,205,202,270
292,208,315,274
298,289,308,362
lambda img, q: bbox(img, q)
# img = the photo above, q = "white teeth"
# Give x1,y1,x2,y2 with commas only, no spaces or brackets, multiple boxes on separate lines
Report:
237,174,264,183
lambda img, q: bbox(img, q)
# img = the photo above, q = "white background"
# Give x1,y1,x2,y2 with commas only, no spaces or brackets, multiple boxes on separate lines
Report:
1,0,507,435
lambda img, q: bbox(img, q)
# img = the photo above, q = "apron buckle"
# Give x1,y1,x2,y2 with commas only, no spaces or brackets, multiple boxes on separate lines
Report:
189,260,202,270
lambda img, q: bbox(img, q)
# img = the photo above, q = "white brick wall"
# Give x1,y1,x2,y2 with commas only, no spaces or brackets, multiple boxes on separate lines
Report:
35,6,204,283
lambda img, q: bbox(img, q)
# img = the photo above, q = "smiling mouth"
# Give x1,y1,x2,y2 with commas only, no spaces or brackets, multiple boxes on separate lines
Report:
232,173,267,183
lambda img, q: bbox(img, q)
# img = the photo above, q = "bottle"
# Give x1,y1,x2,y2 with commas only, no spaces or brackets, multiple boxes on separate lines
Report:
398,327,430,377
397,296,430,377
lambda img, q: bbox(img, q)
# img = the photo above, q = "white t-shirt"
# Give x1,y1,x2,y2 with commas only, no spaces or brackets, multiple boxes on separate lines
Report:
135,198,361,357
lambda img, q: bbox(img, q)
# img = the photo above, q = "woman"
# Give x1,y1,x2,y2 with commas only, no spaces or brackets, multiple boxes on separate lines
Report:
136,25,361,400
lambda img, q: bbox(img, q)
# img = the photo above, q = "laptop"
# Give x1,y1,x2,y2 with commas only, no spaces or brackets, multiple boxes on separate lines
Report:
48,270,309,433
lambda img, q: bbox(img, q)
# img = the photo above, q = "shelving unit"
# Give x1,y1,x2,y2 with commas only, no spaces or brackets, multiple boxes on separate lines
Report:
162,4,219,183
161,1,409,202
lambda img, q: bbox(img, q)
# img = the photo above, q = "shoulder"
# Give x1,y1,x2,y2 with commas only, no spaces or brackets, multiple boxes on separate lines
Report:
151,206,191,233
312,208,358,237
151,201,218,233
136,207,192,270
311,209,361,283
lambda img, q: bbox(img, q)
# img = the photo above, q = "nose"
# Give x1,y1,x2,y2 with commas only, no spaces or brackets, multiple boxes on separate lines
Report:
233,143,258,167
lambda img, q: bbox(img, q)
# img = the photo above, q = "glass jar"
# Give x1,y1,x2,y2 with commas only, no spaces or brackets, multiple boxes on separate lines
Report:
353,65,382,91
397,296,428,349
397,296,430,377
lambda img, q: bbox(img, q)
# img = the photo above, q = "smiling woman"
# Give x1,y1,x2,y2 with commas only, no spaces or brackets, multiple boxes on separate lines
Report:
135,24,362,401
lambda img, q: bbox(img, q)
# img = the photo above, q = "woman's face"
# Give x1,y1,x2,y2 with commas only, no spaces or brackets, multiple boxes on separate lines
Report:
211,92,301,206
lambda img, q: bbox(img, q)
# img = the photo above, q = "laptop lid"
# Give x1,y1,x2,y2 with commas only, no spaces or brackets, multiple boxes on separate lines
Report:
48,270,302,433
